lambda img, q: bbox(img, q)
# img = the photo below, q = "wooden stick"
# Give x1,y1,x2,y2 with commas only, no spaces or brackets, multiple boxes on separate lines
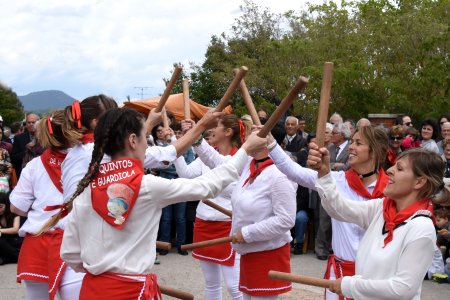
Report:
182,79,191,119
268,271,332,289
161,109,172,141
180,236,234,251
156,241,172,250
202,199,232,217
234,69,261,126
315,62,334,148
214,66,248,112
159,284,194,300
257,76,309,138
155,65,183,112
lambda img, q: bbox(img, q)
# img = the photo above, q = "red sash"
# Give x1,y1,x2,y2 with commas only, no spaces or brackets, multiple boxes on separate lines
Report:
324,254,355,300
239,244,291,296
345,168,388,199
242,158,274,187
40,149,67,193
382,197,434,247
17,231,66,300
91,158,144,229
80,272,161,300
81,133,94,144
192,218,235,266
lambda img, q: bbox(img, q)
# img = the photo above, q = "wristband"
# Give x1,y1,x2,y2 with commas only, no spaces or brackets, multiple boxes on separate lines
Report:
192,135,203,147
267,140,277,151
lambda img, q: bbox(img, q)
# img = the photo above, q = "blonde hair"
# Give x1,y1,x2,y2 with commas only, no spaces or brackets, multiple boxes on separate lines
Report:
36,110,69,150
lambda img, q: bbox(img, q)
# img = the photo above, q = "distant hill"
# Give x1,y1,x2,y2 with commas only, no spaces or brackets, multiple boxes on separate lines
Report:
19,90,75,113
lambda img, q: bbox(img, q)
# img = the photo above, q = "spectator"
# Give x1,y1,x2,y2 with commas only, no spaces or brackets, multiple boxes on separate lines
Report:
283,116,307,163
2,126,12,144
403,126,421,149
438,122,450,154
11,113,43,178
344,120,356,136
439,114,450,130
0,125,12,154
257,109,268,125
395,114,413,130
0,193,22,265
356,118,371,128
386,125,405,168
296,114,309,140
436,208,450,261
443,138,450,178
9,121,24,144
420,118,440,153
329,123,351,171
329,112,343,125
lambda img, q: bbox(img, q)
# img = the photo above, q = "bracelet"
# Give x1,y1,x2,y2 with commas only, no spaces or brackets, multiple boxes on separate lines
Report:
192,134,203,147
267,140,277,151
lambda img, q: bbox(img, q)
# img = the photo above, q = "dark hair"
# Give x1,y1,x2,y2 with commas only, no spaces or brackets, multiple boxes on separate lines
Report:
0,193,16,226
435,208,449,219
151,122,164,143
218,114,251,148
271,123,286,145
307,133,316,144
420,118,439,140
39,108,144,234
397,148,449,205
10,121,23,134
439,114,450,124
63,94,117,145
170,122,182,132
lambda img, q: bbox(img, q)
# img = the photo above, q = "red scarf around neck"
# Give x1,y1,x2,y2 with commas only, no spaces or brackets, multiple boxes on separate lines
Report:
40,149,67,193
81,133,94,144
345,168,389,199
242,158,274,187
229,146,238,156
386,148,398,166
91,158,144,229
382,197,434,247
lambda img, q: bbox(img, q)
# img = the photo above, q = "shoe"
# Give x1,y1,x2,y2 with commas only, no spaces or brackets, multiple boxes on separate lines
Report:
317,255,328,261
293,244,303,255
159,249,169,256
154,255,160,265
177,247,188,256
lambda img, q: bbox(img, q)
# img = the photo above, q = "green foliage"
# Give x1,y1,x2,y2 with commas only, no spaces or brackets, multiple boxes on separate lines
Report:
186,0,449,129
0,83,25,124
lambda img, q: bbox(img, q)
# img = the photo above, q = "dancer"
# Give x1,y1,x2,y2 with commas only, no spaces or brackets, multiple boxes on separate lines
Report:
266,125,389,300
190,125,296,300
174,114,250,299
10,111,84,300
308,146,450,299
60,108,266,299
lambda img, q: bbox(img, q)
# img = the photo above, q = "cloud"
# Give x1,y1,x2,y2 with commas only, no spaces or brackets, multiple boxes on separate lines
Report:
0,0,311,102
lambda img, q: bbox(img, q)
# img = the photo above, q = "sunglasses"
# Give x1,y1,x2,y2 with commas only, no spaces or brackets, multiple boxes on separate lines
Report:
441,121,447,125
390,136,403,141
404,122,412,126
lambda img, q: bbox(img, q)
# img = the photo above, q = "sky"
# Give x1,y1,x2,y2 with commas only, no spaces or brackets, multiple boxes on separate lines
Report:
0,0,321,103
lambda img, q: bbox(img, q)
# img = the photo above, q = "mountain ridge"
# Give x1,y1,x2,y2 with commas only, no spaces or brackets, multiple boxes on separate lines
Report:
19,90,75,113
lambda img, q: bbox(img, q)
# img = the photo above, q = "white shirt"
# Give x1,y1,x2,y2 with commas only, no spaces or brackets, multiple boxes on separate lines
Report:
10,156,66,236
270,144,376,261
174,156,234,221
62,142,177,202
60,149,248,275
335,140,348,160
195,140,296,255
316,174,435,300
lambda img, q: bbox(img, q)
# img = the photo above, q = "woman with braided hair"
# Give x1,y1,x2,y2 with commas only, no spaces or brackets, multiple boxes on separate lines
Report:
174,114,250,299
10,111,84,300
59,108,266,299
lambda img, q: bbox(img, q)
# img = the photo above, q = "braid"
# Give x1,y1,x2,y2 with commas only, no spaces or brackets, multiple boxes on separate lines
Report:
37,109,123,235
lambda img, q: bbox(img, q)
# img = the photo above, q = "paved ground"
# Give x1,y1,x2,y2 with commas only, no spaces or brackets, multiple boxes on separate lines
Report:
1,251,449,299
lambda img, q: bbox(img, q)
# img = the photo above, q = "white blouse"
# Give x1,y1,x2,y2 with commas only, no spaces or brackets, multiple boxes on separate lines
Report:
60,149,248,275
316,174,435,300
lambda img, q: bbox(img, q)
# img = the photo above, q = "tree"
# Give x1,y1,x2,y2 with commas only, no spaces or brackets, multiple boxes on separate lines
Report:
0,83,25,125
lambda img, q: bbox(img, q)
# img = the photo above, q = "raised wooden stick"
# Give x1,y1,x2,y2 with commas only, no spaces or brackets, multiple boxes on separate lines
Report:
156,241,172,250
234,69,261,126
159,284,194,300
182,79,191,119
268,271,332,289
257,76,309,138
214,66,248,112
161,109,171,141
155,65,183,112
202,199,232,217
315,62,334,147
180,236,234,251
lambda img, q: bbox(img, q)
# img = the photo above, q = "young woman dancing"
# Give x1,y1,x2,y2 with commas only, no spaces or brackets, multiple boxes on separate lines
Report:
59,108,266,299
174,114,250,299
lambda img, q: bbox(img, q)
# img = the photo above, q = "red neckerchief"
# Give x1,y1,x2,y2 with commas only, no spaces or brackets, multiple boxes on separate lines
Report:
345,168,389,199
242,158,274,187
40,149,67,193
382,197,434,247
229,146,238,156
91,158,144,229
386,148,397,166
81,133,94,144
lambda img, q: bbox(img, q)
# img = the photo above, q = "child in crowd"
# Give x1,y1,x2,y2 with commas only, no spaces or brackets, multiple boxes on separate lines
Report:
436,209,450,260
0,193,22,265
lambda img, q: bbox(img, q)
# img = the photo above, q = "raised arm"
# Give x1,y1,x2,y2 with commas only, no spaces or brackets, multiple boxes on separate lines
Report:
173,156,204,179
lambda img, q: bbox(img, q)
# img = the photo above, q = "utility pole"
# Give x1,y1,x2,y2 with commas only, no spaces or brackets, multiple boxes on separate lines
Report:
134,87,151,99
